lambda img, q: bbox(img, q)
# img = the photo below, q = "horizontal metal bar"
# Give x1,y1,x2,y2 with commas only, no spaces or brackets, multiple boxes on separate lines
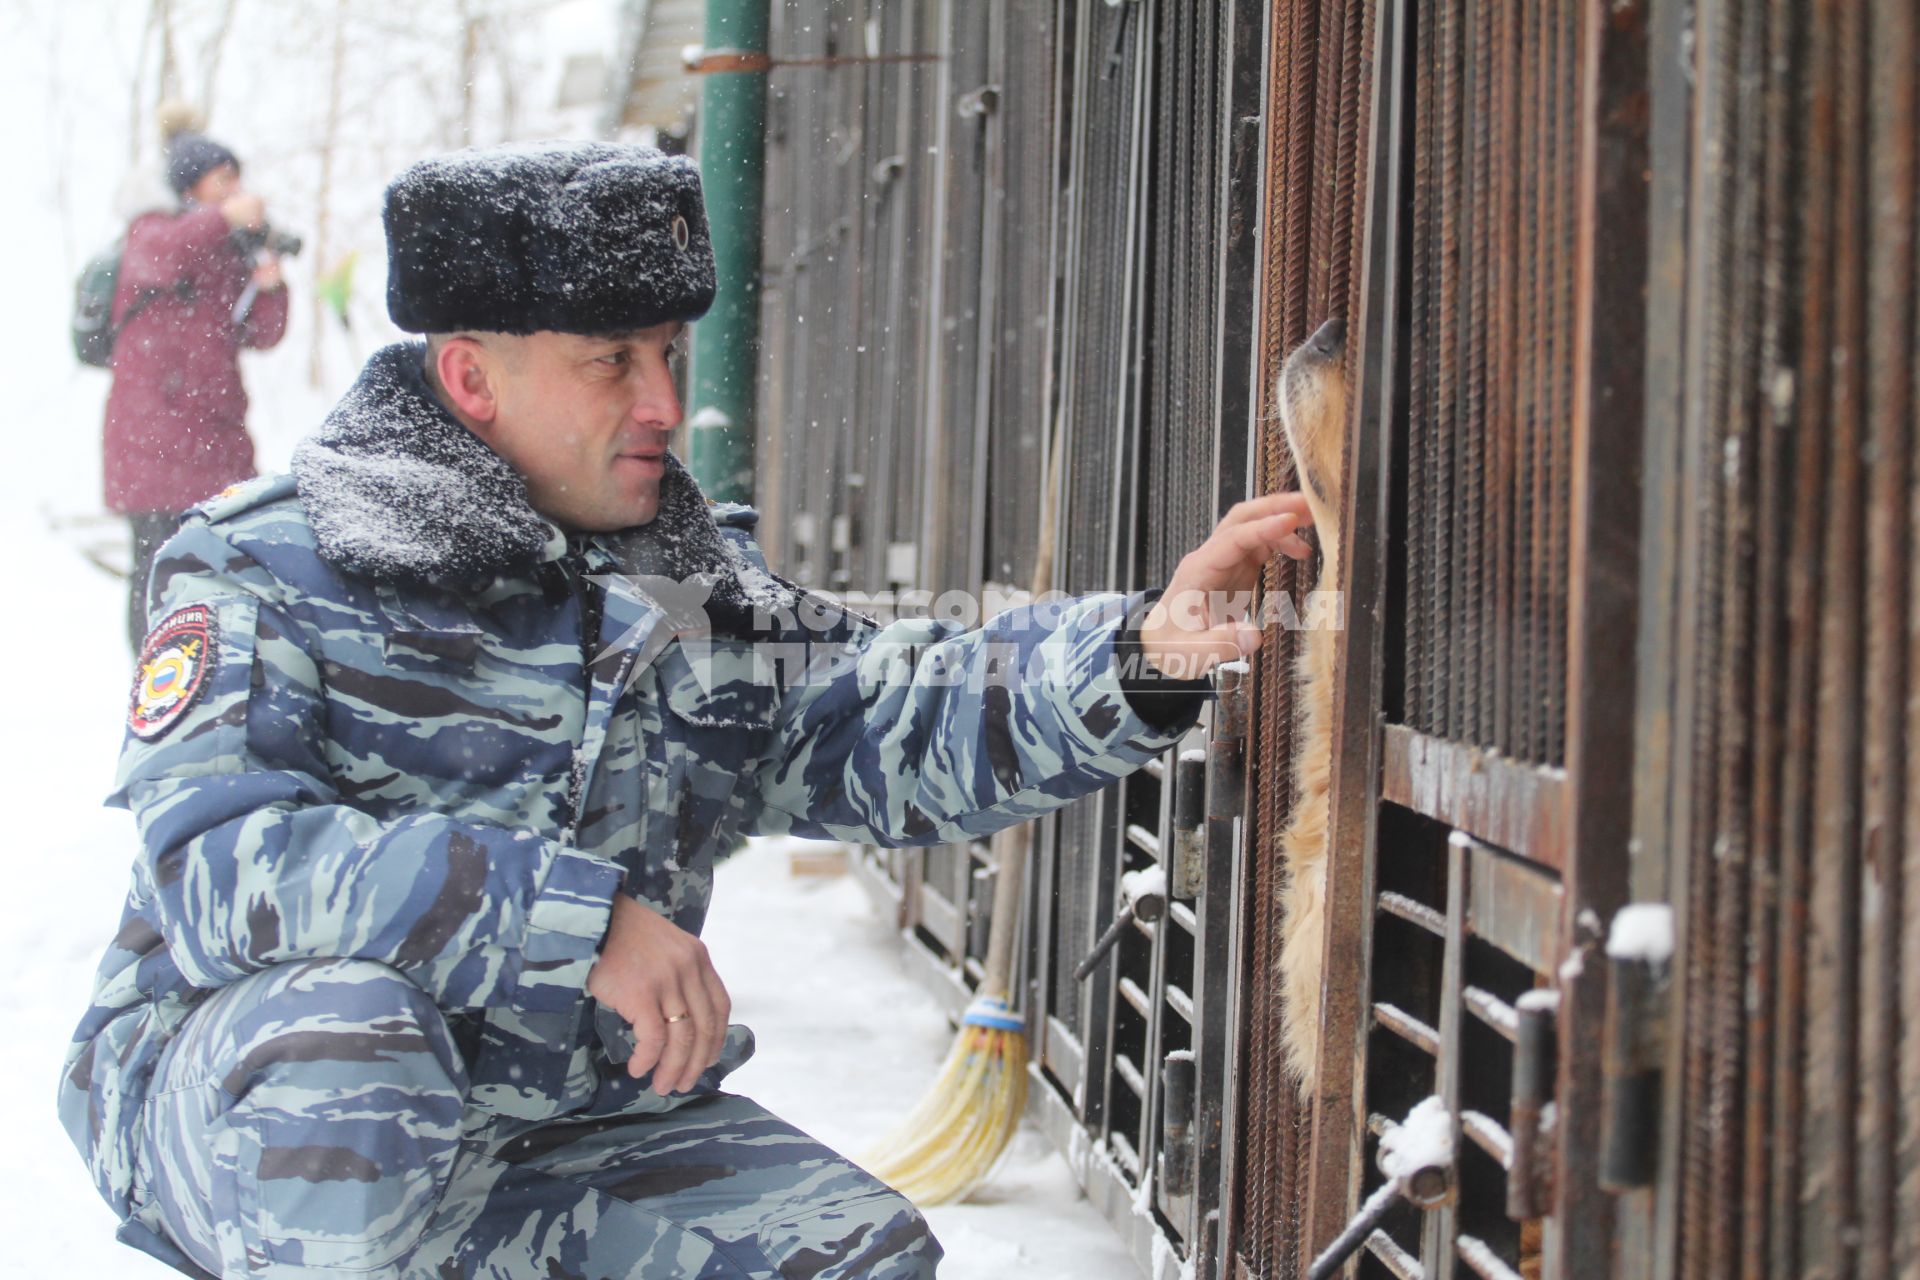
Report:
1143,755,1167,781
1115,1053,1148,1099
1169,900,1199,933
1365,1230,1426,1280
1464,985,1520,1042
1118,976,1153,1020
1460,1109,1515,1170
1455,1235,1525,1280
1381,724,1570,870
1131,913,1157,943
1372,1001,1442,1056
1166,983,1194,1023
1125,823,1163,859
1379,890,1448,934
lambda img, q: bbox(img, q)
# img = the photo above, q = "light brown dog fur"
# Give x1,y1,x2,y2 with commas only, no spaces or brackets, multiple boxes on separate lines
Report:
1274,318,1347,1093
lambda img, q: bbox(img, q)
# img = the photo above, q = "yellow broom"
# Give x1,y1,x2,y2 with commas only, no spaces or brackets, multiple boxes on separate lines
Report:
862,422,1066,1205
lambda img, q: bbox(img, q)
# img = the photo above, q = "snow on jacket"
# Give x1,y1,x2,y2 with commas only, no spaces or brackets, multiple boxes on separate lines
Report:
60,341,1197,1249
102,202,288,515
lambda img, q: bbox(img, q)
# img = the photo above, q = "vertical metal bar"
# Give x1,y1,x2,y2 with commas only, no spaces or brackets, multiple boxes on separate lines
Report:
1464,0,1493,750
1420,835,1469,1271
1899,26,1920,1256
1555,0,1649,1276
1854,7,1915,1276
1453,0,1487,750
1768,4,1826,1261
1431,0,1459,743
1543,0,1576,767
1204,1,1266,1257
1626,0,1695,1006
1144,772,1174,1232
1511,0,1540,765
1900,149,1920,1273
968,0,1004,598
1234,0,1307,1266
1285,0,1320,348
1303,0,1408,1259
1212,0,1264,523
914,0,957,593
1706,0,1766,1271
1802,0,1866,1269
1332,0,1371,328
1658,0,1726,1270
1531,0,1560,769
1309,0,1343,318
1737,3,1798,1272
1404,0,1433,737
1488,0,1518,761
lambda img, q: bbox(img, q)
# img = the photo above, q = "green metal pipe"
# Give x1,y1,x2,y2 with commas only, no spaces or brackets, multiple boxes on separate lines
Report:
687,0,770,504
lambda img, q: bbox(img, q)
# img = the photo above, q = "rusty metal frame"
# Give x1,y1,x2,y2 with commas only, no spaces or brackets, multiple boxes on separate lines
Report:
1555,5,1651,1274
1301,0,1412,1259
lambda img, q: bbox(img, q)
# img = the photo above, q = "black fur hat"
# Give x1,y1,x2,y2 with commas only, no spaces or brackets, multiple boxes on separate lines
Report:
383,142,717,336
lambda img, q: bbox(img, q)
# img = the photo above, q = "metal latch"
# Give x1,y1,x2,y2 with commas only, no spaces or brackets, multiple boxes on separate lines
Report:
1074,870,1167,981
1208,660,1250,823
1172,750,1207,898
1306,1098,1457,1280
1600,903,1673,1190
1508,989,1560,1217
1161,1050,1196,1198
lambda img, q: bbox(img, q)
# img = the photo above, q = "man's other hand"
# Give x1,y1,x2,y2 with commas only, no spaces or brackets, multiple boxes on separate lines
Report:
1139,492,1316,679
587,894,732,1094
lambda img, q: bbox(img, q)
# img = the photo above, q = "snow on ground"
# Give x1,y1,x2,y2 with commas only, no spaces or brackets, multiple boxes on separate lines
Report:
705,839,1138,1278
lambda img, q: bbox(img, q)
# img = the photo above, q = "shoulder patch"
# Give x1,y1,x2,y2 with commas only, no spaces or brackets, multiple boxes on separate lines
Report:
129,605,218,740
193,473,299,525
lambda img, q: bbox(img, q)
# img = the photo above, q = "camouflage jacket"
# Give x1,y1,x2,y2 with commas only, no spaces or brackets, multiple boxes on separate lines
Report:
60,342,1199,1227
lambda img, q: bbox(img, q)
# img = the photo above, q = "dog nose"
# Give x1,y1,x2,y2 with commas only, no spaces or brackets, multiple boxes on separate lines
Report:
1309,317,1346,356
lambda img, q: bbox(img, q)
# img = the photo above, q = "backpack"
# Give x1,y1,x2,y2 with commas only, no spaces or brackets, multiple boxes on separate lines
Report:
71,241,181,368
71,243,124,367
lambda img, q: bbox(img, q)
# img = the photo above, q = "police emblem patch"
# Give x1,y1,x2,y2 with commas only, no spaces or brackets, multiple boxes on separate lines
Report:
130,605,217,740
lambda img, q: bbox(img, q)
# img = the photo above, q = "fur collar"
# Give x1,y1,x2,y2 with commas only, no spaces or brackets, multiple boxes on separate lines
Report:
291,343,785,618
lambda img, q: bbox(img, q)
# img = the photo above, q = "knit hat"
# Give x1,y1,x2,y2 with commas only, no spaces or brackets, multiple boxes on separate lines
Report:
382,141,717,336
154,101,239,197
165,131,240,196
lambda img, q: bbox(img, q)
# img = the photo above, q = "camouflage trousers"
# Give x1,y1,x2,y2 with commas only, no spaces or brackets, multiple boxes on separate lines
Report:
130,959,941,1279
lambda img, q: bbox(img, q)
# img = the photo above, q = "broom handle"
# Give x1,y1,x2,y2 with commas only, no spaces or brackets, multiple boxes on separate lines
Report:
979,414,1067,1001
981,826,1030,999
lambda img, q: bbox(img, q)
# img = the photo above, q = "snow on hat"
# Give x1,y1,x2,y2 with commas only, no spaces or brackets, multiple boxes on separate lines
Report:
382,141,717,336
160,102,240,196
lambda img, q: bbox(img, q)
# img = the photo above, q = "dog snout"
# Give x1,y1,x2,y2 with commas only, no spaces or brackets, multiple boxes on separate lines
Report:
1308,317,1346,359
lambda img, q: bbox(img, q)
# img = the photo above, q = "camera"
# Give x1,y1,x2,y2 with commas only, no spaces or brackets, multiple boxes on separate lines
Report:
233,224,304,258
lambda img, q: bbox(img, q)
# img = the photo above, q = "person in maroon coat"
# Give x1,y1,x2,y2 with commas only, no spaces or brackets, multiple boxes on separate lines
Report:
104,126,289,646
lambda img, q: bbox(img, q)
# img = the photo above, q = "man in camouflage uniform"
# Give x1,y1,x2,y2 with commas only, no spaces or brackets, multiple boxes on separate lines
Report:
59,143,1313,1279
